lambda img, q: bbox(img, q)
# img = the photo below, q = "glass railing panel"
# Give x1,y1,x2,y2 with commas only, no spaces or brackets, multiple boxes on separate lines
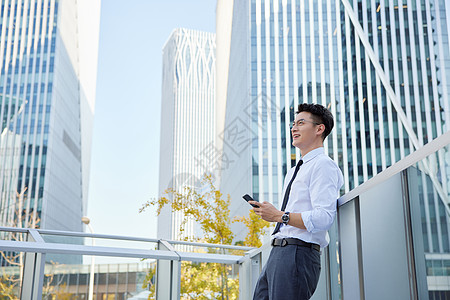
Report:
40,233,84,247
166,242,250,257
0,228,28,242
39,254,245,299
327,220,342,300
407,144,450,299
179,261,240,299
41,254,155,299
0,229,29,299
0,250,23,299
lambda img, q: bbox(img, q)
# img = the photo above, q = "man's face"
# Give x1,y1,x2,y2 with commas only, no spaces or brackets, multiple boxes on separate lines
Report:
291,112,323,149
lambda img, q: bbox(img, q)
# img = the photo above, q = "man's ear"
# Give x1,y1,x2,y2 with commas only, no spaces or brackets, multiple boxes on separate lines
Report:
316,124,325,137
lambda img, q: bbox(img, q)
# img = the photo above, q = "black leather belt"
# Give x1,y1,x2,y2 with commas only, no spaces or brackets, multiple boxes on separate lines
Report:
271,238,320,252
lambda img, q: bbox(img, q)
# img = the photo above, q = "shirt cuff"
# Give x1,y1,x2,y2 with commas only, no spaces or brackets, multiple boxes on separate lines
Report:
301,211,314,233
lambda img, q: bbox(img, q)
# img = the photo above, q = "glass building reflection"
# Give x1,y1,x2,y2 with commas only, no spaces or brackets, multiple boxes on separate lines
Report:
0,0,100,264
218,0,450,297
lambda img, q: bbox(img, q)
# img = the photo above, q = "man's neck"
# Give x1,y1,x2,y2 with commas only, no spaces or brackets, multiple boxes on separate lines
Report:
300,143,323,157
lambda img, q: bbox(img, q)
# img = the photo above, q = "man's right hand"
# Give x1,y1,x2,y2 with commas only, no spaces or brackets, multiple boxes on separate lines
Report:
251,201,284,223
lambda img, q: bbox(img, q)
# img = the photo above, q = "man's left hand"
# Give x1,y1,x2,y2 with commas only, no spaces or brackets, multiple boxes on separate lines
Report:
249,201,283,223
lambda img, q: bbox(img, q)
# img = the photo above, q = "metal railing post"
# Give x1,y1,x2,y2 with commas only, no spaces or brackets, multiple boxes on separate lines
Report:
156,240,181,300
20,229,45,300
239,248,262,299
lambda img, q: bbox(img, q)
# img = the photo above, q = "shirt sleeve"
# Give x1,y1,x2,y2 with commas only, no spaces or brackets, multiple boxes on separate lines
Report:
301,159,343,233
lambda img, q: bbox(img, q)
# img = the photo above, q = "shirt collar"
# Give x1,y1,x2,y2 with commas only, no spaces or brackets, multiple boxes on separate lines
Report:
300,147,324,163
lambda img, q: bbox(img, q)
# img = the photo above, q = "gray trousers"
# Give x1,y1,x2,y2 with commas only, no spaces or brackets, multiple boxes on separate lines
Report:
253,244,321,300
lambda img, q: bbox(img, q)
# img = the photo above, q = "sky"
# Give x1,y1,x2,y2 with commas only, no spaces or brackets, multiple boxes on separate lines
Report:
87,0,216,239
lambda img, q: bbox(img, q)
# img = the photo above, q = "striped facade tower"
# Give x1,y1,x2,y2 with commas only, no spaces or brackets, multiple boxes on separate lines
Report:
158,28,216,241
217,0,450,296
0,0,100,244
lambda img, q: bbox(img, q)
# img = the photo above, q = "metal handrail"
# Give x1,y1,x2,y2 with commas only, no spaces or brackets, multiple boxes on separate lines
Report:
338,129,450,206
0,226,254,251
0,240,244,264
0,226,255,265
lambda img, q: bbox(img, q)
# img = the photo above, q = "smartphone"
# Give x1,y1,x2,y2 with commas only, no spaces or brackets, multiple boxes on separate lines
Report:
243,194,259,208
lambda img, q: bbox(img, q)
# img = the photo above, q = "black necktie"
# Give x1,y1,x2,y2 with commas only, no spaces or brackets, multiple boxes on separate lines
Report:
272,159,303,235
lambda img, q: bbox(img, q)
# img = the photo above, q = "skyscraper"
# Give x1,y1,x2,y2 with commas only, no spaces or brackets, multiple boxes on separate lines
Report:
217,0,450,295
0,0,100,234
219,0,449,203
158,28,216,240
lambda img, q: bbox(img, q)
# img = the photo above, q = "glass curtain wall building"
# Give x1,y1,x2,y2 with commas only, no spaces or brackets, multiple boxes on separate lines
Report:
0,0,100,244
158,28,216,241
217,0,450,296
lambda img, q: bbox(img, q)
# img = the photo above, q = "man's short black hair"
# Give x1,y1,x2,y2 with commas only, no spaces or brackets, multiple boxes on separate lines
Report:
296,103,334,140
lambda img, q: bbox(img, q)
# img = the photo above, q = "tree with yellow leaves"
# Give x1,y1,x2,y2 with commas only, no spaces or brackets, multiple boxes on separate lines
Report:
233,210,269,248
140,173,269,299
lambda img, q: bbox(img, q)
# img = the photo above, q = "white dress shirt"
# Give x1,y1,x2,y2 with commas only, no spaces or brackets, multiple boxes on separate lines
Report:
273,147,344,248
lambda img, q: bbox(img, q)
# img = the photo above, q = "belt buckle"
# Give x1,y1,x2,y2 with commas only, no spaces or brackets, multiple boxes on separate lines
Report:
281,238,287,247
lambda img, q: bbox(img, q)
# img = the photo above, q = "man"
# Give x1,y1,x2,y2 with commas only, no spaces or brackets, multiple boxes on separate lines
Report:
249,103,344,300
